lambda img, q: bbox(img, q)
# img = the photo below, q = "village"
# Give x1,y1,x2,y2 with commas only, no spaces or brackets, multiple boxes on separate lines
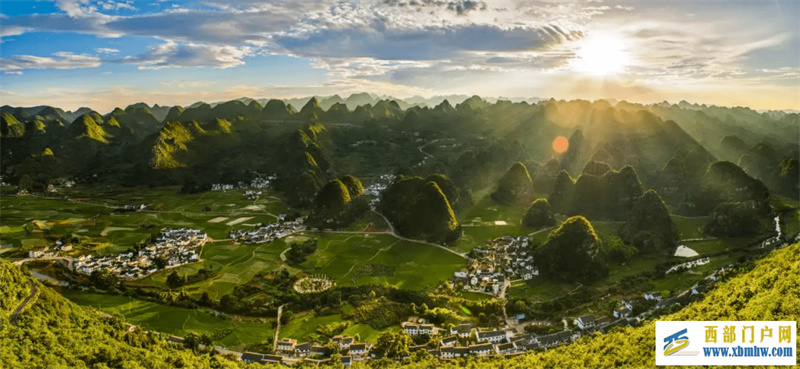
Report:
228,217,306,244
233,313,632,367
232,262,739,369
26,228,208,280
452,235,538,297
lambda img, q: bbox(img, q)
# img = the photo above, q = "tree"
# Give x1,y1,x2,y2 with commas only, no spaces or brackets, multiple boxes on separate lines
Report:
280,309,294,325
200,334,212,347
373,331,412,359
152,256,168,269
569,174,606,218
582,161,611,176
702,161,770,214
491,162,535,206
605,235,638,263
378,176,461,244
604,166,643,218
533,216,608,283
89,270,118,290
548,170,574,214
703,202,763,237
522,198,556,228
166,271,186,289
219,294,238,312
619,190,679,253
200,292,212,306
183,333,200,353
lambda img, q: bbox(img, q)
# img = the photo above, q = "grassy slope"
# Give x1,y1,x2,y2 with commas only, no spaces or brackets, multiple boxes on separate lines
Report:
61,290,274,349
0,259,254,369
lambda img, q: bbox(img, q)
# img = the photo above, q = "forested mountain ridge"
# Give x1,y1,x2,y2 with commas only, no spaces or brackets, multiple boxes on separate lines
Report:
3,97,796,197
2,241,796,368
2,96,796,245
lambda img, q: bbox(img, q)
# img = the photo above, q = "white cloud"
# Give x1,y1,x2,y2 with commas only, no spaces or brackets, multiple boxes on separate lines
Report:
0,52,102,71
119,41,251,69
95,47,121,54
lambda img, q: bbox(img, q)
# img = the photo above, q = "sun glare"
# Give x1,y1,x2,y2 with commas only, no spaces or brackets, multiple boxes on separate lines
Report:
552,136,569,153
574,33,630,76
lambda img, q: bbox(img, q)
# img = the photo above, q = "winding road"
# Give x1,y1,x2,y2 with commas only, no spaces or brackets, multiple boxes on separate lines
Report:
10,280,38,326
14,256,75,271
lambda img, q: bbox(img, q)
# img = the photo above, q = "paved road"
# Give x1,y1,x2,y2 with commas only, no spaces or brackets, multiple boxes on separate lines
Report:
14,256,75,271
369,210,468,258
10,280,38,326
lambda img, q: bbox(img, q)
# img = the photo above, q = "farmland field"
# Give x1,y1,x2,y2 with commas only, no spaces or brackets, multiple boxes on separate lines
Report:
62,290,274,349
300,233,464,291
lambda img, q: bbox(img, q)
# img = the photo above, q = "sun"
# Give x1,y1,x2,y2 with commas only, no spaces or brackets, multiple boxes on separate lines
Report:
573,32,630,76
552,136,569,153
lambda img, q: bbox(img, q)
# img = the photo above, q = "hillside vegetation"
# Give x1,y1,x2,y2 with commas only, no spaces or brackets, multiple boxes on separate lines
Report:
2,242,796,368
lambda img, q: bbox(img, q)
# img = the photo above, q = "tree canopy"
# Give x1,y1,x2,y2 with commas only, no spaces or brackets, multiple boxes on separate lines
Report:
534,216,608,283
619,190,679,253
491,162,535,206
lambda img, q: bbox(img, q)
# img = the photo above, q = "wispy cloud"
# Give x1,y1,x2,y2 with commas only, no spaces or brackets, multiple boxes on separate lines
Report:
95,47,120,54
0,52,102,71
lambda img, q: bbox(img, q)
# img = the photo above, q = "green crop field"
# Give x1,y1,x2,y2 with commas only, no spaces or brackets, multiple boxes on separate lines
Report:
300,233,464,291
672,215,707,239
451,191,545,253
0,187,293,254
506,277,578,301
61,290,274,349
278,312,343,340
135,239,292,298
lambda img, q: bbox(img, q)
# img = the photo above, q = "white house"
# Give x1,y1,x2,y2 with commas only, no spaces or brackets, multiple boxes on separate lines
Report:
613,306,631,318
451,324,473,338
476,330,509,343
277,338,297,353
469,343,495,356
644,291,663,301
574,315,596,330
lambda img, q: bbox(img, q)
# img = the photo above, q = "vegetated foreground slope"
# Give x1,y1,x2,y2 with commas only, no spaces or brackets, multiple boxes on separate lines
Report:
0,258,248,369
1,244,797,368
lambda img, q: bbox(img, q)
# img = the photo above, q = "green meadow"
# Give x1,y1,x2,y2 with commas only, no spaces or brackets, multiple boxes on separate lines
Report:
300,233,464,291
61,290,274,349
0,187,291,253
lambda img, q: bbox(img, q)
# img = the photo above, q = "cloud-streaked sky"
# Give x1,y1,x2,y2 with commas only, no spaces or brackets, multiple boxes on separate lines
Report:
1,0,797,112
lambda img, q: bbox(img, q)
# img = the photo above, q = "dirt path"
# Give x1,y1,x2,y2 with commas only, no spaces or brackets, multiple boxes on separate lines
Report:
10,280,38,326
273,304,285,352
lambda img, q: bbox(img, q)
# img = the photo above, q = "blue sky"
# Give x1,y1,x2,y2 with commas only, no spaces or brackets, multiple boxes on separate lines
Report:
1,0,797,112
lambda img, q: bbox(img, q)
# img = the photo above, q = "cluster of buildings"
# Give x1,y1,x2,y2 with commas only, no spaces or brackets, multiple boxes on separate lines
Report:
364,174,394,207
211,183,236,191
241,335,371,367
211,175,276,192
229,218,305,244
452,235,538,296
74,228,207,280
244,190,262,201
401,322,586,359
237,322,585,368
250,175,276,189
118,204,146,212
665,257,710,274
